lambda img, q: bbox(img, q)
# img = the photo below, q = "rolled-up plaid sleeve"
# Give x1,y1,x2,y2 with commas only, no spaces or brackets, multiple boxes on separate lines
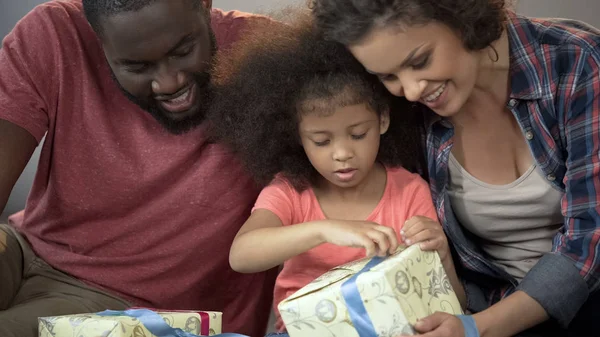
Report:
518,48,600,327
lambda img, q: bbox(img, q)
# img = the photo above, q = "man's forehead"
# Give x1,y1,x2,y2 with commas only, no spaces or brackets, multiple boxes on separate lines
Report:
100,1,208,59
100,0,205,39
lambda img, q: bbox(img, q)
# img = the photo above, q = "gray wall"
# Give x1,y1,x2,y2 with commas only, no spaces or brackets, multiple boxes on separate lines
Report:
218,0,302,13
2,1,600,221
517,0,600,28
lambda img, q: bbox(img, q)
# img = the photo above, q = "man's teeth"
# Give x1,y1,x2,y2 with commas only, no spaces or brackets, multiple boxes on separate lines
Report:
168,89,190,103
424,83,446,102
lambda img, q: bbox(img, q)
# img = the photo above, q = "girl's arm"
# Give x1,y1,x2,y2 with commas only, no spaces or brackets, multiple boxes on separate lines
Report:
229,209,326,273
229,209,399,273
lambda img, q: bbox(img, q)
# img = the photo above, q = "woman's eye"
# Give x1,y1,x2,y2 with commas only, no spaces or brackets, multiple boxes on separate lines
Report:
378,74,397,82
412,54,430,70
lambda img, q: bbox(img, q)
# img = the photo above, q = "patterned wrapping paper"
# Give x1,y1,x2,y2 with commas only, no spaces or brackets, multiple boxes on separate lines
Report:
278,245,463,337
39,310,222,337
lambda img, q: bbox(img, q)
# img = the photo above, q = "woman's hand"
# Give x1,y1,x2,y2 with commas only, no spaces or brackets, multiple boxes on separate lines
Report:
398,313,468,337
319,220,399,257
401,216,450,263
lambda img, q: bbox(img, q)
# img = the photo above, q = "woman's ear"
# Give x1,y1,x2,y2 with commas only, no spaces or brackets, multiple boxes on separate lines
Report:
380,108,390,135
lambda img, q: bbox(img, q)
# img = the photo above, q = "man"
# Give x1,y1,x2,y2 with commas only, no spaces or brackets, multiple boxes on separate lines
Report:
0,1,277,336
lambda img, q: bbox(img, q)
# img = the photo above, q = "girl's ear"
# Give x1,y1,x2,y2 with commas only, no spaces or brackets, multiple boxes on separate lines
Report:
380,108,390,135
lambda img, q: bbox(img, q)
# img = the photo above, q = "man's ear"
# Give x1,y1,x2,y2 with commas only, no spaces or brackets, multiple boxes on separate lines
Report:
201,0,212,10
379,108,390,135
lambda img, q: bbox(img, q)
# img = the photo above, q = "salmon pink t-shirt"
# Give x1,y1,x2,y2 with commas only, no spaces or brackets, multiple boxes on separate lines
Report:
0,1,276,336
253,166,439,331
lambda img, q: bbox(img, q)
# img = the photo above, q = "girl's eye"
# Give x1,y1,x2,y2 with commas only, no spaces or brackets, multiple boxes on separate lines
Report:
351,132,367,140
314,140,330,147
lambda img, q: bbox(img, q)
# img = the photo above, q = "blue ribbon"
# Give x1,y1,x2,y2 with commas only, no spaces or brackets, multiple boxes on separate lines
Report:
340,256,386,337
340,255,480,337
97,309,248,337
457,315,480,337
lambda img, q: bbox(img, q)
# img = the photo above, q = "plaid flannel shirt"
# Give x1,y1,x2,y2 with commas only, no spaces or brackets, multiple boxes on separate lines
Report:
425,12,600,327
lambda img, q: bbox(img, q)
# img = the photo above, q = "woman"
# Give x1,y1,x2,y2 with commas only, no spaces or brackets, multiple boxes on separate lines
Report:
312,1,599,336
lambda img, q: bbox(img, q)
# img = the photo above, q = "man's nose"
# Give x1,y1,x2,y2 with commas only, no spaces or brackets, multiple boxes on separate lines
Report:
152,64,186,95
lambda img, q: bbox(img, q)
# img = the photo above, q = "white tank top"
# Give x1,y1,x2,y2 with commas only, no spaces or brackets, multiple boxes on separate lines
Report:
447,153,562,281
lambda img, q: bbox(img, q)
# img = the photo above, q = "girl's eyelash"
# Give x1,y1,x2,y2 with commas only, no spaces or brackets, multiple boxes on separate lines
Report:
312,131,367,145
352,132,367,140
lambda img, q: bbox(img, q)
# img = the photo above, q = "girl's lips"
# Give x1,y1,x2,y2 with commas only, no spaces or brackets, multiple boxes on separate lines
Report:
334,168,357,182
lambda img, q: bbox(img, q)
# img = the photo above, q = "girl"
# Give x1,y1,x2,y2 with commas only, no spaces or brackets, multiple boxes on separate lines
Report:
312,0,600,336
208,16,466,334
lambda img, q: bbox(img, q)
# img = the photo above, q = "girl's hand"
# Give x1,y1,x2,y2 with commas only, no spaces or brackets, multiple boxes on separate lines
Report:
319,220,399,257
401,216,450,262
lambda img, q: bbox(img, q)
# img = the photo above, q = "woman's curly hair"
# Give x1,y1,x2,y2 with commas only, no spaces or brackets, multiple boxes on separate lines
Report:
208,13,423,190
311,0,507,51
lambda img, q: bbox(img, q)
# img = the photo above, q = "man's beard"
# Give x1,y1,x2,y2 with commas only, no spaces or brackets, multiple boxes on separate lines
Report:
116,72,213,134
112,30,218,135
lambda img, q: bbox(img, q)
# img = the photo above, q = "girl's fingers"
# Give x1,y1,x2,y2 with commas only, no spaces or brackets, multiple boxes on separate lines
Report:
366,230,390,257
401,219,432,239
376,225,399,253
419,237,443,251
361,236,377,257
405,228,438,245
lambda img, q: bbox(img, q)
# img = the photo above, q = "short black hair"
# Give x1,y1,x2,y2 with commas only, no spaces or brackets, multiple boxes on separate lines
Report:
208,14,423,190
311,0,507,51
82,0,202,35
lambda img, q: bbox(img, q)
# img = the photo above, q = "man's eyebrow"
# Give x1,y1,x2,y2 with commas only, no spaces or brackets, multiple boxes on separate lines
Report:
165,33,195,55
116,34,195,65
366,43,427,76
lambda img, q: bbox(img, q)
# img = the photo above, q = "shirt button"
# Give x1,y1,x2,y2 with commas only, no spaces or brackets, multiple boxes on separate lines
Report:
547,174,556,182
509,99,517,107
525,131,534,140
441,120,452,128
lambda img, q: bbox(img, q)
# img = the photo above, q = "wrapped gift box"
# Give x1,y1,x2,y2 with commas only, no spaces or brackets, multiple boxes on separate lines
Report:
278,245,463,337
39,309,222,337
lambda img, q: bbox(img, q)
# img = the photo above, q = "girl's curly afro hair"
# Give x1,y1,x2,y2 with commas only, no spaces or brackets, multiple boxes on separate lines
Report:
208,12,424,190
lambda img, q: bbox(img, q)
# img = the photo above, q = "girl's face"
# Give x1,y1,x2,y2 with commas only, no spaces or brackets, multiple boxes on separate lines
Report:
299,102,389,188
349,22,483,117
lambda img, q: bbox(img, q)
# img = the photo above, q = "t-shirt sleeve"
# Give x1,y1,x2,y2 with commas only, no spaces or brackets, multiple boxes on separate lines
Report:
0,5,58,142
252,179,298,226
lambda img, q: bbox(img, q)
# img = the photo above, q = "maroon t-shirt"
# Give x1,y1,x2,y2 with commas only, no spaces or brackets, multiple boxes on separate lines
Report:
0,1,276,335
